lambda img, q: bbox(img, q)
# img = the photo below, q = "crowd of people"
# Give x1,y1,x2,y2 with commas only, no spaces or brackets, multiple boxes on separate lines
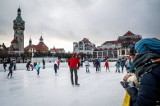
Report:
1,38,160,105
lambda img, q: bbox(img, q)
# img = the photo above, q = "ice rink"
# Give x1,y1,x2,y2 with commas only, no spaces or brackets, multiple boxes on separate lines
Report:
0,62,126,106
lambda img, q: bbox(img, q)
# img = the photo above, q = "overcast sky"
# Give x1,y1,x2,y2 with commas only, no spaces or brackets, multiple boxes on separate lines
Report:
0,0,160,52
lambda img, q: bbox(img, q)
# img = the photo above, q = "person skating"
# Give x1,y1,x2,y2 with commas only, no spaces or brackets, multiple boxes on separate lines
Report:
26,61,31,71
42,59,45,69
54,61,58,76
68,53,80,86
13,60,16,71
3,58,7,72
6,60,14,78
35,62,42,76
84,60,90,73
57,59,60,70
122,38,160,106
120,57,126,73
95,59,100,73
104,60,110,72
115,60,120,73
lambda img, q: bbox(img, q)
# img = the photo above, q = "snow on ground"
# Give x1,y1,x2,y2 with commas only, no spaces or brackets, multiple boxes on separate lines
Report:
0,62,126,106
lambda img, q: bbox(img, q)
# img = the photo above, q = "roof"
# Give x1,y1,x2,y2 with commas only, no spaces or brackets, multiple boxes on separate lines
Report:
11,38,18,43
81,38,91,43
24,45,37,51
36,42,48,51
123,31,135,36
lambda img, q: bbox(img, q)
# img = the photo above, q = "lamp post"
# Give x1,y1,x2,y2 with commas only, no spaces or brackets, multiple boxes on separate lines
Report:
31,48,34,63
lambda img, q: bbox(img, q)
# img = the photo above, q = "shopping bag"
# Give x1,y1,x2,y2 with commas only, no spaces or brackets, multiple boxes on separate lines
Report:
122,92,131,106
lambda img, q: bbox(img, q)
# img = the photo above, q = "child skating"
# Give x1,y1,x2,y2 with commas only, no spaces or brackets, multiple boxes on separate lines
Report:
35,62,42,76
104,60,110,72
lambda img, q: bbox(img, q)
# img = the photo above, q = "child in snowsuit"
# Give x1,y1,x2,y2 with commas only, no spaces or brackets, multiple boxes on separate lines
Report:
104,60,110,72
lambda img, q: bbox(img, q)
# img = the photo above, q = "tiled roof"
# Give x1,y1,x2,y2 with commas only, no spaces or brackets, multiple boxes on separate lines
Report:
82,38,91,43
36,42,48,51
11,38,18,43
24,45,37,51
123,31,135,36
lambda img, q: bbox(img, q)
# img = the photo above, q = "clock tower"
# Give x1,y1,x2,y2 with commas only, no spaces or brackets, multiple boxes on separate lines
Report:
13,7,25,52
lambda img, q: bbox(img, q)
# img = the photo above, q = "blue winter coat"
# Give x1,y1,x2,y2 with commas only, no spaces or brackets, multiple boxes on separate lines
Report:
35,64,42,71
127,65,160,106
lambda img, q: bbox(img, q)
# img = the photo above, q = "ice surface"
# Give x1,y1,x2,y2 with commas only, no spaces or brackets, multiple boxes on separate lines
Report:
0,62,126,106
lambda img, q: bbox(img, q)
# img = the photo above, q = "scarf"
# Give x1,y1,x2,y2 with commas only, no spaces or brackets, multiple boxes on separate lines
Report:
133,51,160,81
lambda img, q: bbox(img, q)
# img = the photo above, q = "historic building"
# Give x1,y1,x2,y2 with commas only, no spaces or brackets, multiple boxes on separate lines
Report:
9,7,25,53
24,36,49,52
73,38,96,55
93,31,142,59
50,47,65,54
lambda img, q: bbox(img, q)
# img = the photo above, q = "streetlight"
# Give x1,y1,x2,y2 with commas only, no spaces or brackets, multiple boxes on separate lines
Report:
31,48,34,63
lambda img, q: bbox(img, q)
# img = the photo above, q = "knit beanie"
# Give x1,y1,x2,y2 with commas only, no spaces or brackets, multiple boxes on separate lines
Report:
135,38,160,53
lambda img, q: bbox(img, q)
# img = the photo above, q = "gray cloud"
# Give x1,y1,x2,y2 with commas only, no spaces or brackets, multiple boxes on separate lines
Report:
0,0,160,52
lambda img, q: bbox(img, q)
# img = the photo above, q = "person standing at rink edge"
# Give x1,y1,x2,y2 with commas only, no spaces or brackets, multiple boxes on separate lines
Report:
68,53,80,86
122,38,160,106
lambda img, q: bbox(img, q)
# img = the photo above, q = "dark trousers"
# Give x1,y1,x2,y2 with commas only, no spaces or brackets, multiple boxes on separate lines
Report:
96,66,99,72
8,68,13,77
54,68,57,74
43,65,45,69
37,68,40,75
70,68,78,84
4,66,6,71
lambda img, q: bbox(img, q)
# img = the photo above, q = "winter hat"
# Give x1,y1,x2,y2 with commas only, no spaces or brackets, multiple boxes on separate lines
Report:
135,38,160,53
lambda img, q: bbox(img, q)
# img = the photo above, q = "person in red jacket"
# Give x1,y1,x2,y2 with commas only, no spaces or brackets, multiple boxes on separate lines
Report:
68,53,80,86
104,60,110,72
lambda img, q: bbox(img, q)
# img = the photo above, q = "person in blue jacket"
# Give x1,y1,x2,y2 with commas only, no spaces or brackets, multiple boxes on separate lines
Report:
7,60,14,78
122,38,160,106
35,62,42,76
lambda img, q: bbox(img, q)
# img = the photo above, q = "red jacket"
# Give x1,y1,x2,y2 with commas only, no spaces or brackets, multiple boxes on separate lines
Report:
68,57,80,68
104,61,109,68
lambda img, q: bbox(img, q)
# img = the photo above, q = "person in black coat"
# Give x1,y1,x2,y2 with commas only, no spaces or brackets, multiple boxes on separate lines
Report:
42,59,45,69
122,38,160,106
26,61,31,71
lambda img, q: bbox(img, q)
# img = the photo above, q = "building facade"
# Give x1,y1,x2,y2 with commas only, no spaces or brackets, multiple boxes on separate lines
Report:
10,7,25,53
73,38,96,55
93,31,142,59
50,47,65,54
24,36,49,53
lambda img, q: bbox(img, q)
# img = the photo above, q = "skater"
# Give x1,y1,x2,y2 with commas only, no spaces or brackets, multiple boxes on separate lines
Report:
29,63,34,71
54,61,58,76
98,58,101,71
84,60,90,73
95,59,100,73
104,60,110,72
26,61,31,71
68,53,80,86
125,56,134,73
42,59,45,69
57,59,60,70
7,60,14,78
35,62,42,76
120,57,126,73
3,58,7,72
13,60,16,71
122,38,160,106
115,60,120,73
